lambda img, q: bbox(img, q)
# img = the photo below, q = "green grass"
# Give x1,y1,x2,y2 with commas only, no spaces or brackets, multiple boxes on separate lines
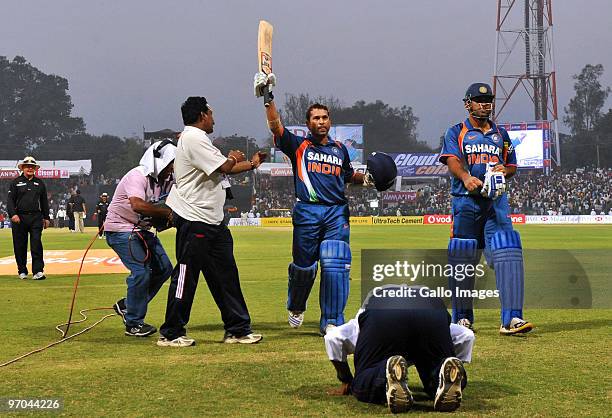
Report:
0,225,611,417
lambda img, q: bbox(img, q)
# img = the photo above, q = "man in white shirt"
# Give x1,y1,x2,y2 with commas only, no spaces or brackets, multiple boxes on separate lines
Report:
324,285,473,413
158,96,267,347
57,208,65,228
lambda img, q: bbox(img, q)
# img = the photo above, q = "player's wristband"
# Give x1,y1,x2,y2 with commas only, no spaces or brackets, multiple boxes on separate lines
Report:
265,90,274,103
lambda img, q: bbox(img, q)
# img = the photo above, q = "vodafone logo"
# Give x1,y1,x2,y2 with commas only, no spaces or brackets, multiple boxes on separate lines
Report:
509,214,526,224
424,214,452,224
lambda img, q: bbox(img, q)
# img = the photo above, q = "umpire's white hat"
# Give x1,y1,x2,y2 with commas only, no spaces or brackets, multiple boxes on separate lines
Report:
18,156,40,170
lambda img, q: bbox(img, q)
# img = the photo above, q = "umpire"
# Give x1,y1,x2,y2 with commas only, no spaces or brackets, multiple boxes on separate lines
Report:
158,96,267,347
7,156,50,280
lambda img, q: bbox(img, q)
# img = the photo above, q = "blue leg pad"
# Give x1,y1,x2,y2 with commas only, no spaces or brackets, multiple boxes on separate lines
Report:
483,247,493,269
448,238,479,323
491,230,524,327
319,240,351,331
287,262,318,312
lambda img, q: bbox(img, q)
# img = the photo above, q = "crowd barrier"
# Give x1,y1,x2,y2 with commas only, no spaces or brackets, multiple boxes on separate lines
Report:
227,214,612,227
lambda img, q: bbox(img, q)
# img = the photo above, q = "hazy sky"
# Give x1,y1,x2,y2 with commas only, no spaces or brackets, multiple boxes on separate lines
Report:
2,1,611,147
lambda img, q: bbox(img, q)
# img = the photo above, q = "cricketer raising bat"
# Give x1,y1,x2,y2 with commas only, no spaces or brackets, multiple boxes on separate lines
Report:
258,20,274,107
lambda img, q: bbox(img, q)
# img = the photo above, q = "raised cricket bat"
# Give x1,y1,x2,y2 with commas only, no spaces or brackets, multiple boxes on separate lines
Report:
257,20,274,107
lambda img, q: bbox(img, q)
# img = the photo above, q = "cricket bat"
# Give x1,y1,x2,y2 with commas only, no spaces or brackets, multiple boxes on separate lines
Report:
257,20,274,107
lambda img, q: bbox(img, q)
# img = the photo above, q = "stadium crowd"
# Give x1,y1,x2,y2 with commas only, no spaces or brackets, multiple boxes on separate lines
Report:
508,167,612,215
2,167,611,225
248,167,612,217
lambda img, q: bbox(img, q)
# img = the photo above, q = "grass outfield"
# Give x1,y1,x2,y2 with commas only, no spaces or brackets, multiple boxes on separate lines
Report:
0,225,611,417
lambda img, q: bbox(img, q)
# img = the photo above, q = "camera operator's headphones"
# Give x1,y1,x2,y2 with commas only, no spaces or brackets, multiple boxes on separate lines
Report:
153,139,176,158
150,139,176,189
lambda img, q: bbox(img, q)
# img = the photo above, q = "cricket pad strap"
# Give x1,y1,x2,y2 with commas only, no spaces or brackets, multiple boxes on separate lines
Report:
287,261,318,313
448,238,479,323
320,240,351,330
491,230,524,327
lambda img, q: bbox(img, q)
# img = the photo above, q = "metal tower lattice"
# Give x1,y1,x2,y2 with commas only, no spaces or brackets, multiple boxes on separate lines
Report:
493,0,560,170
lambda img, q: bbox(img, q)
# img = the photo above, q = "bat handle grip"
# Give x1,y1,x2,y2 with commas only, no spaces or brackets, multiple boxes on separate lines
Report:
263,86,273,107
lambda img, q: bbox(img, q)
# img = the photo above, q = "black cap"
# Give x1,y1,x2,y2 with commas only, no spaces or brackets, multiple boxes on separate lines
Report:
463,83,494,102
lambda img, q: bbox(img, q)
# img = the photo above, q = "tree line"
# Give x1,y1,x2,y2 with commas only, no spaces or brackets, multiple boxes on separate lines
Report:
0,55,610,175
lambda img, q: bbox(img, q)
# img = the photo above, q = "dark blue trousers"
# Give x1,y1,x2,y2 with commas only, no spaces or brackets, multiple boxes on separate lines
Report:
351,297,456,403
292,202,349,267
451,194,513,249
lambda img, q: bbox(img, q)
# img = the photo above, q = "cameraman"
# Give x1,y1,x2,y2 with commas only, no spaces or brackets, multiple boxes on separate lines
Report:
104,141,176,337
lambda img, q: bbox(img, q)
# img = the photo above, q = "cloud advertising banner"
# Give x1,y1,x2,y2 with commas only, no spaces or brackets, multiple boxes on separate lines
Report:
390,153,449,177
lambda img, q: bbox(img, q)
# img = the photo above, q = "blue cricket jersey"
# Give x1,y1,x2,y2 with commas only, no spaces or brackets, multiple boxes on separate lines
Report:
274,127,355,205
439,118,517,197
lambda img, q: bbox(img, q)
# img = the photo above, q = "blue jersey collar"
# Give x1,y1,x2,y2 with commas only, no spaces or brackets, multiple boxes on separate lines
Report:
464,117,498,134
306,133,335,146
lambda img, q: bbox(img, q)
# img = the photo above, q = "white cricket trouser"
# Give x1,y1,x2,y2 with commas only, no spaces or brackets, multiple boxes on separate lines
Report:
74,212,85,232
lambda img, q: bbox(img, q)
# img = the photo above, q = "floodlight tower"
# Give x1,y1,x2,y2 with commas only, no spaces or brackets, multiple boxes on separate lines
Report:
493,0,560,172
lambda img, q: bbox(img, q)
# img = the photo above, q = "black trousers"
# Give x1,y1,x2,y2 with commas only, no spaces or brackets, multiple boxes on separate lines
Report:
12,213,44,275
160,214,252,340
351,298,456,404
98,214,106,236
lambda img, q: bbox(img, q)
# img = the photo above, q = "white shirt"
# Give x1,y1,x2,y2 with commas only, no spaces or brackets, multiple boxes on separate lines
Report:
324,309,475,364
166,126,227,224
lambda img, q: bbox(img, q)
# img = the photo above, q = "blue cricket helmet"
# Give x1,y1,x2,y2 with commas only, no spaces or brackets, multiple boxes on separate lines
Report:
463,82,494,102
366,152,397,191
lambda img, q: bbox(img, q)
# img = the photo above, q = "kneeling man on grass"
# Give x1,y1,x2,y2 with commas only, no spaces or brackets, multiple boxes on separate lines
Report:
324,285,474,413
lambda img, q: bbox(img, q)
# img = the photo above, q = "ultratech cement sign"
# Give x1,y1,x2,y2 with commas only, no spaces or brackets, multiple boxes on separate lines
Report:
372,216,423,225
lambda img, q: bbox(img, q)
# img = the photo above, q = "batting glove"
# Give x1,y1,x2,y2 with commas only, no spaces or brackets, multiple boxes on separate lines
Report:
481,165,506,200
491,172,506,198
254,72,276,97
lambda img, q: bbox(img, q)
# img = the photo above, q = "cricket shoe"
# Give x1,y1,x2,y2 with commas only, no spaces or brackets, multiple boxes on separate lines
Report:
385,355,413,413
457,318,474,331
18,273,28,280
113,298,127,325
157,335,196,347
32,272,46,280
125,323,156,337
288,311,304,328
223,332,263,344
434,357,466,412
500,317,534,335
